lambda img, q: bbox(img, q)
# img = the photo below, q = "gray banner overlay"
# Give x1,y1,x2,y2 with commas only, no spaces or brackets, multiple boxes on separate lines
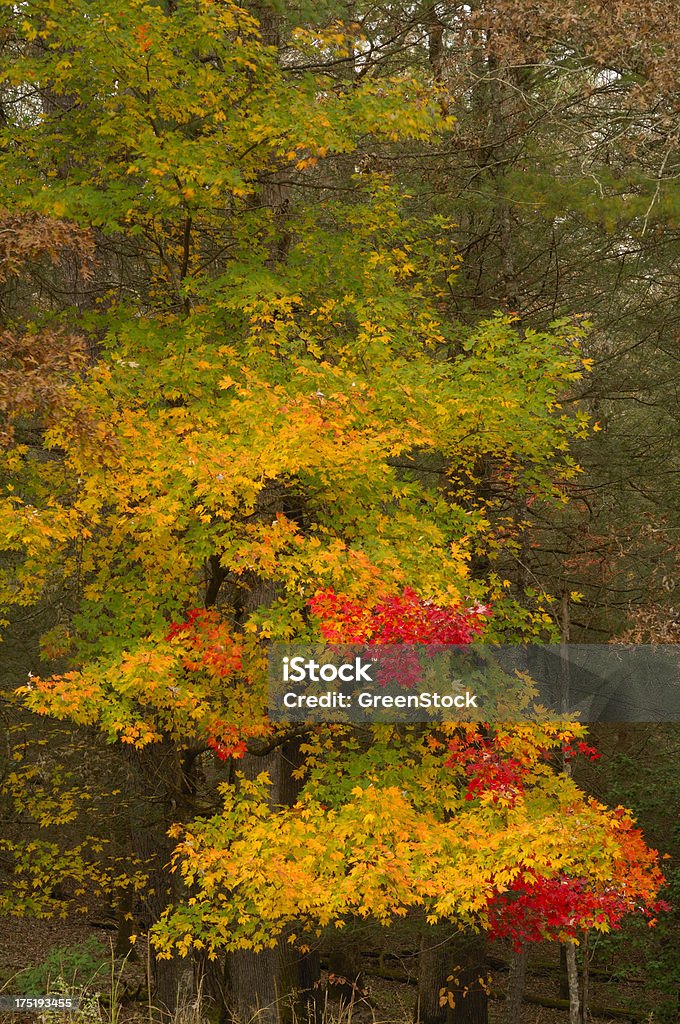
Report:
268,645,680,723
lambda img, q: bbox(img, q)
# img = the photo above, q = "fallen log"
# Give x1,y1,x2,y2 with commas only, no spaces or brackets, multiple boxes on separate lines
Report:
515,991,646,1022
361,964,646,1021
486,955,645,986
362,951,645,985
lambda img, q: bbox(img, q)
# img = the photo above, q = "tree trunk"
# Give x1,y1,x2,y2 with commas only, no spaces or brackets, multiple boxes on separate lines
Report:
565,942,580,1024
416,921,450,1024
124,743,186,1021
228,939,297,1024
197,951,230,1024
226,745,319,1024
325,929,364,1008
447,939,489,1024
416,922,488,1024
114,886,137,959
504,945,528,1024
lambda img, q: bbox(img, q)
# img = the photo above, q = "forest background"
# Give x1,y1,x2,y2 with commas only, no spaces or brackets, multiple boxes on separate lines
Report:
0,2,678,1024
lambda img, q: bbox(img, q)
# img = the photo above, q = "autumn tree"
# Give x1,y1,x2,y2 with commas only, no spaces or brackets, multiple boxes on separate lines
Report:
0,1,672,1021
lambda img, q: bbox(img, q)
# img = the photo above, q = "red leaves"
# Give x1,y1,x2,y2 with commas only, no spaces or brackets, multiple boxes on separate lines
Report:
308,587,488,689
207,723,248,761
309,587,488,644
487,872,670,950
445,734,527,805
166,607,206,640
486,812,670,949
488,874,627,948
444,731,668,944
564,740,601,762
166,609,254,759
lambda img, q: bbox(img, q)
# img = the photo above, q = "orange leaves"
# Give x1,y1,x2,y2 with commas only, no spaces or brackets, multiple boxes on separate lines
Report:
18,670,104,726
135,23,152,53
3,2,668,972
166,608,243,679
119,721,163,747
606,810,667,906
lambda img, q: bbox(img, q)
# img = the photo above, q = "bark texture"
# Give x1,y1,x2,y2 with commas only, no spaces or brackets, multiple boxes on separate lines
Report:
416,923,489,1024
